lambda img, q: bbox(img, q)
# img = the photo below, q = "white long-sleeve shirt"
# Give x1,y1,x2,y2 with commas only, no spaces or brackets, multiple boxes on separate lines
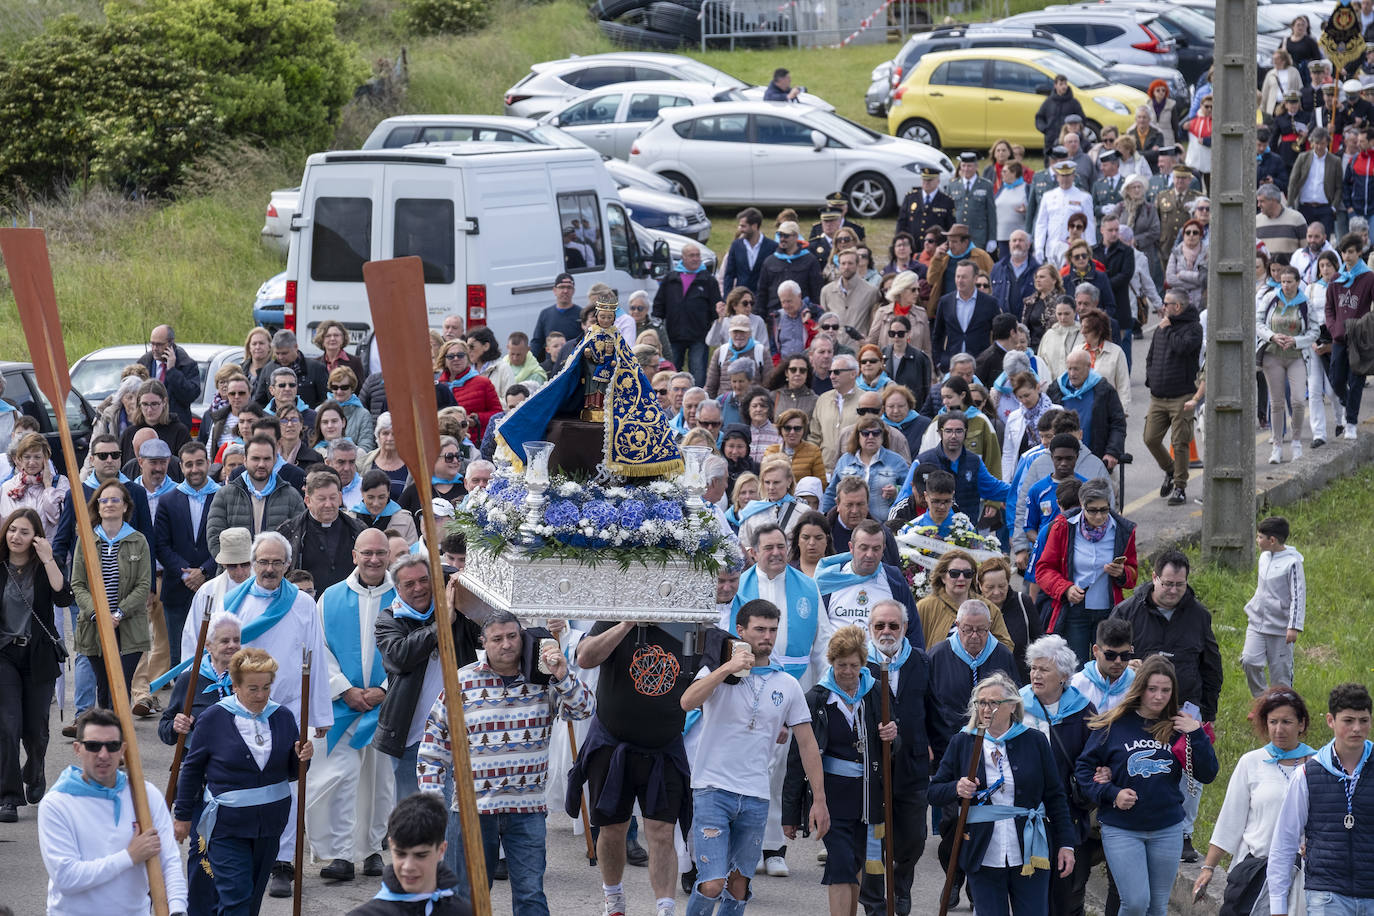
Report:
1268,764,1310,914
1210,747,1305,861
38,778,188,916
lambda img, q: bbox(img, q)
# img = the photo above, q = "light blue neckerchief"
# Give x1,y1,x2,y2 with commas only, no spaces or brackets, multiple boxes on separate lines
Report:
856,371,893,392
392,596,435,622
351,499,403,521
814,552,881,595
83,470,131,489
947,632,996,672
94,522,138,546
1336,258,1372,287
1019,684,1091,725
1264,742,1316,762
446,368,479,390
672,259,707,274
176,477,221,502
136,474,176,500
331,393,365,410
265,395,309,415
1314,739,1373,782
738,494,795,524
819,665,875,704
219,694,281,723
1078,660,1134,703
199,654,234,697
241,463,282,500
867,637,912,673
372,886,455,915
50,765,128,825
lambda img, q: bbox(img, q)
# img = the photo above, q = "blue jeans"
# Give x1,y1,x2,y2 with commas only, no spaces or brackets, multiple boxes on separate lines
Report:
1063,606,1110,666
1331,340,1366,426
686,788,769,916
1117,327,1134,371
391,742,420,802
1180,781,1201,838
1307,890,1374,916
477,812,550,915
965,863,1051,916
673,340,709,387
1100,822,1184,916
67,606,95,713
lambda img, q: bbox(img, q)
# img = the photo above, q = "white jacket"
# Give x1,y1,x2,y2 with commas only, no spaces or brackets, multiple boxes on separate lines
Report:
1130,248,1162,316
1243,545,1306,635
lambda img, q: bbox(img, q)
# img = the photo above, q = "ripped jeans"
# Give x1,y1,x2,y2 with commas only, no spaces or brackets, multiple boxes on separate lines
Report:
685,788,769,916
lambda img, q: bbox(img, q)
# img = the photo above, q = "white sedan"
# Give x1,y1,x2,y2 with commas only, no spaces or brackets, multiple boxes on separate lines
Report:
539,80,749,160
628,101,953,218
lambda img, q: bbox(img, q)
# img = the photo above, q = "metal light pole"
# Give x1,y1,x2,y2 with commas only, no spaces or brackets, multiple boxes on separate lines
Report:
1201,0,1258,568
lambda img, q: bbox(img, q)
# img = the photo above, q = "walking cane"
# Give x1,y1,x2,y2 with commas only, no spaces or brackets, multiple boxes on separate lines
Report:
166,603,213,806
2,228,169,916
879,659,896,916
566,720,598,866
293,648,313,916
938,727,985,916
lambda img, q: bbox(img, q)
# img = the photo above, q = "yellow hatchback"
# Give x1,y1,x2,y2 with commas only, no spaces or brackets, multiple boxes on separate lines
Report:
887,47,1148,151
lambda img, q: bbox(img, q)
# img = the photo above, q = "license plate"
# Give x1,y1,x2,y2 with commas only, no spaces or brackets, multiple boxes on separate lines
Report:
347,328,368,345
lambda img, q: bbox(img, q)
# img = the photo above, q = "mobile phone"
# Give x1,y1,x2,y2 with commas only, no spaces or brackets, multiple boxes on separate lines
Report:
1114,556,1127,565
1193,883,1207,904
1182,701,1201,720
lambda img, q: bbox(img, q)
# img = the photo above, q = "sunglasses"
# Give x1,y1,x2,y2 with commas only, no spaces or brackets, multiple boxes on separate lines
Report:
740,298,754,306
440,452,461,462
821,323,840,331
79,740,123,753
976,282,991,289
445,352,467,360
781,424,805,433
786,365,808,374
872,621,902,631
860,358,880,365
1099,649,1132,662
888,329,907,338
654,388,668,395
699,420,722,429
330,384,353,391
945,568,974,579
856,407,881,416
93,450,121,461
924,238,939,246
1184,230,1201,237
859,429,883,437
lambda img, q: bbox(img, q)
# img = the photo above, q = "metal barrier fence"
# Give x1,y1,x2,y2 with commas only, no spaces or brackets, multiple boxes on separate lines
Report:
698,0,1012,49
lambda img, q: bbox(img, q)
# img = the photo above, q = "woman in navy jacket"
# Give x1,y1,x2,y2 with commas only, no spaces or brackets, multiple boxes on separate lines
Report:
929,672,1076,916
173,647,313,916
1075,655,1218,916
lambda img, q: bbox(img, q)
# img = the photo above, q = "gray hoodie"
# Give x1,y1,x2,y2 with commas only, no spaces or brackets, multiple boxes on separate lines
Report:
1243,545,1306,635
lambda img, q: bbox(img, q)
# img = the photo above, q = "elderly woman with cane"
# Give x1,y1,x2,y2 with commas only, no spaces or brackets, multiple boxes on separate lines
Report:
929,672,1076,916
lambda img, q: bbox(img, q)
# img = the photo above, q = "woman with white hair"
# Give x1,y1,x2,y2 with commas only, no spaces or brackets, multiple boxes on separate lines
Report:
929,671,1076,916
91,375,145,444
1021,634,1098,916
866,270,931,361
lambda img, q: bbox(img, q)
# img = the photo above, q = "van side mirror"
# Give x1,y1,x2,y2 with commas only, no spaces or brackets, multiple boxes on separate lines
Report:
651,240,672,280
811,130,827,151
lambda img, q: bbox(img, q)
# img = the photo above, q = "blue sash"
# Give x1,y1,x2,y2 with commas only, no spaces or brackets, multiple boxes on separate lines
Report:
322,580,393,753
965,802,1052,874
50,765,127,825
731,565,820,677
152,579,300,691
197,781,292,841
822,756,864,777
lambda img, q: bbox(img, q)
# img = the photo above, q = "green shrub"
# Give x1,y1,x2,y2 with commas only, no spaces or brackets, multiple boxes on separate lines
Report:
402,0,491,35
110,0,366,151
0,17,221,203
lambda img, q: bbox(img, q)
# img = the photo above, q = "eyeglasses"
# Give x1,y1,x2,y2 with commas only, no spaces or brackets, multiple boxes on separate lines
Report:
356,550,390,559
445,352,467,360
859,429,883,438
888,329,907,338
1196,205,1211,211
93,451,121,461
1082,505,1111,516
975,699,1014,709
698,420,722,429
330,384,353,392
832,366,856,374
946,568,974,579
781,424,805,433
1157,579,1188,589
1184,230,1201,237
654,388,668,395
786,365,808,374
821,323,840,331
440,452,461,462
97,497,124,506
926,496,954,507
253,559,287,568
1100,649,1132,661
860,358,880,365
740,298,754,306
79,740,123,753
872,622,902,631
856,407,881,416
281,417,301,425
138,400,164,411
976,282,991,290
1071,252,1089,260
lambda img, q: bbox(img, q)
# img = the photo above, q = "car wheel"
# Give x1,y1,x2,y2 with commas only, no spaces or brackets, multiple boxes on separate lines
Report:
1082,120,1102,148
845,173,895,219
660,171,697,200
897,119,938,147
589,0,651,19
646,2,700,39
597,20,684,48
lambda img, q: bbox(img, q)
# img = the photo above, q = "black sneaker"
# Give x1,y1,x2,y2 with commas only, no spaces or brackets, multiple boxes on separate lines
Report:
681,865,697,895
0,804,16,823
1168,486,1187,506
25,779,45,805
1336,425,1346,439
320,858,354,881
1314,438,1326,448
1181,836,1199,863
493,857,508,881
1159,474,1174,498
626,836,649,867
268,862,294,898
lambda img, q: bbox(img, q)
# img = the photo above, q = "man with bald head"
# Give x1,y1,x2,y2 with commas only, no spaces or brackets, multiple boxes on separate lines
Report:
136,324,202,428
305,528,397,881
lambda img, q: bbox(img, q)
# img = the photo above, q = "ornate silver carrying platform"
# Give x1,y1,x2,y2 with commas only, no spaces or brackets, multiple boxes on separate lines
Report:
460,546,720,624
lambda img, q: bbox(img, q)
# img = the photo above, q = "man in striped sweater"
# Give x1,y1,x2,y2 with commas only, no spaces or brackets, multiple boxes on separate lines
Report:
417,610,594,915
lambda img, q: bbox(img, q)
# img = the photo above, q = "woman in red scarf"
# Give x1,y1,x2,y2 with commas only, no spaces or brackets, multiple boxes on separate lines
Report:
433,339,499,442
866,270,931,360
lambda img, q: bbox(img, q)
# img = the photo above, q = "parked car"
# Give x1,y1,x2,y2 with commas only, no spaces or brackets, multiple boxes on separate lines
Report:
864,24,1188,118
999,6,1182,70
629,100,952,217
70,344,243,437
887,48,1147,150
253,272,287,332
1,361,96,475
604,158,712,241
502,52,832,118
538,80,747,159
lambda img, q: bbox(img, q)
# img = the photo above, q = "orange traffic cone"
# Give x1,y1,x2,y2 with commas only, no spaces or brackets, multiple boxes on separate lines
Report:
1170,440,1203,468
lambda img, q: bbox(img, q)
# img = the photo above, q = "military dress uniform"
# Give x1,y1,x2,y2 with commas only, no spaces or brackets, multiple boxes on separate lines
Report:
1033,173,1096,254
1092,174,1125,221
809,191,866,241
1155,186,1200,255
1147,170,1201,202
896,176,955,241
946,174,997,252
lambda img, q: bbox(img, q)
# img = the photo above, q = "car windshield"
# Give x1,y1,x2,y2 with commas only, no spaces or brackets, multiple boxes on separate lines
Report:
1049,34,1111,71
1034,53,1109,90
800,110,883,146
70,358,134,402
527,125,585,148
677,59,747,89
1187,3,1286,31
606,161,678,192
1158,7,1216,39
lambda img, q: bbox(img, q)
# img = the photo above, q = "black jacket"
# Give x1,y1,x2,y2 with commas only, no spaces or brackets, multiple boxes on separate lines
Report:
1046,376,1127,461
137,345,203,429
372,604,482,758
722,235,779,297
652,269,723,343
825,512,903,567
153,488,218,611
1144,304,1203,398
0,557,73,682
276,510,367,595
1061,267,1118,321
1093,241,1136,327
1110,582,1223,721
359,373,457,419
867,646,940,788
757,249,824,317
782,683,891,829
345,864,472,915
974,343,1010,388
990,256,1040,318
883,345,933,406
1035,90,1086,150
252,352,330,408
932,290,1001,370
999,591,1044,684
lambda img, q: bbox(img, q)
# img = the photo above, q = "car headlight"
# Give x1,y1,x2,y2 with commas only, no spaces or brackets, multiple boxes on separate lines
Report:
940,156,953,172
668,214,688,229
1093,97,1130,116
903,163,924,174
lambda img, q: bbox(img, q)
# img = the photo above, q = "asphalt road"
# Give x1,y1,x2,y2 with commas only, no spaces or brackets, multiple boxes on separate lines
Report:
0,321,1349,912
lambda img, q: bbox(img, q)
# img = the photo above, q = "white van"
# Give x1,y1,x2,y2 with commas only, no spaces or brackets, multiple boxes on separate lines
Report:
283,143,670,348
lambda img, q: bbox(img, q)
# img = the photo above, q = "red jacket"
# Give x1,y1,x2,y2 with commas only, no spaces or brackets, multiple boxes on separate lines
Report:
437,372,501,442
1034,511,1138,633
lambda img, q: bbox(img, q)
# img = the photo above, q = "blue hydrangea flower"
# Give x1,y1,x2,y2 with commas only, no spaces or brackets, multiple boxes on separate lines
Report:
487,477,508,496
544,500,579,528
497,485,526,506
617,499,647,530
649,500,683,523
582,500,617,530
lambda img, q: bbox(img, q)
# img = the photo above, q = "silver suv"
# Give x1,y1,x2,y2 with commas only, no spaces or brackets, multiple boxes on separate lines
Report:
1000,7,1180,70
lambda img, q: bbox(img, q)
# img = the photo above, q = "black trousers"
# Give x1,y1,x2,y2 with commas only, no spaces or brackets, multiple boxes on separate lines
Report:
91,651,141,710
0,641,57,806
859,788,929,916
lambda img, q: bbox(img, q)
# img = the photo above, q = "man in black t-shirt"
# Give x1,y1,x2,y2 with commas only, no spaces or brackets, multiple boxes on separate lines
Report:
572,621,691,916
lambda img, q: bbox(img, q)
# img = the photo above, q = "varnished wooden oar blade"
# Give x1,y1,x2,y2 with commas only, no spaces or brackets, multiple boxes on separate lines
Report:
0,228,70,402
362,256,440,476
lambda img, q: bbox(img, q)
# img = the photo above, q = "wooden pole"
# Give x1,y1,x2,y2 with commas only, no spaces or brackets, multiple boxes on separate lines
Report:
0,228,169,916
879,660,895,916
292,648,312,916
165,603,213,806
938,727,984,916
567,720,597,866
362,256,490,913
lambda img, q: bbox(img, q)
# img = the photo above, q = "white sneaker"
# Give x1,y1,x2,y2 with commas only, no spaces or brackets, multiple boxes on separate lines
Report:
1269,445,1282,464
657,904,676,916
605,893,627,916
1291,441,1302,460
765,855,789,877
1345,426,1358,440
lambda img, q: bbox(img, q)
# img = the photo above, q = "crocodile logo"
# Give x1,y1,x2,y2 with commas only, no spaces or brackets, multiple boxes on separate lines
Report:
1127,750,1173,778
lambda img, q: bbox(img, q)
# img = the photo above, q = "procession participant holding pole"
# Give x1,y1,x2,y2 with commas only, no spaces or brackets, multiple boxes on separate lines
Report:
305,528,397,883
39,708,188,916
681,598,825,916
159,610,241,912
859,600,940,916
173,647,314,915
175,528,254,662
418,609,594,914
929,672,1075,916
